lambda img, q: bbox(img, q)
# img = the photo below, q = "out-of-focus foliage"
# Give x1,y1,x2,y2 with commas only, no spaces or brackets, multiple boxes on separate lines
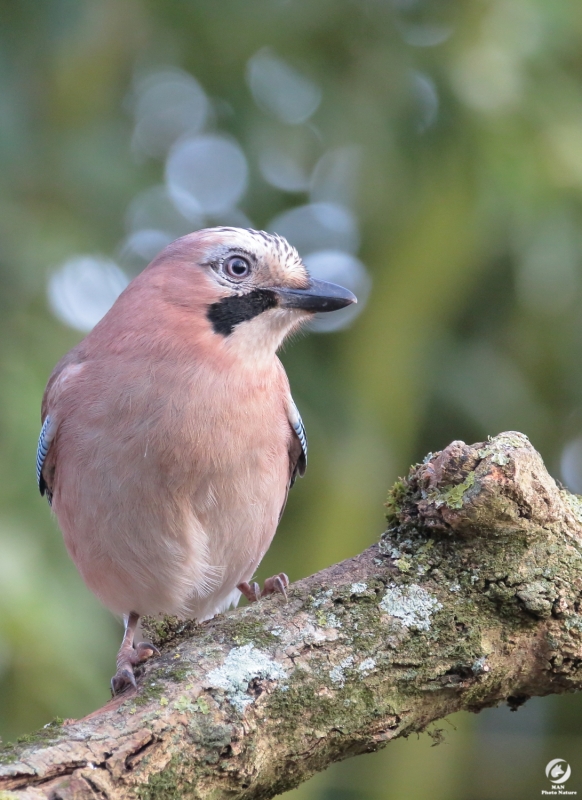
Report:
1,1,582,797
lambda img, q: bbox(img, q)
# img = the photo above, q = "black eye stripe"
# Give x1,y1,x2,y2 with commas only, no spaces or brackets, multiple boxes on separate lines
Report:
207,290,278,336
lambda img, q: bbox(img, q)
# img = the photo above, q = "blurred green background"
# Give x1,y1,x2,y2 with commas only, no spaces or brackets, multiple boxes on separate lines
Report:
1,0,582,797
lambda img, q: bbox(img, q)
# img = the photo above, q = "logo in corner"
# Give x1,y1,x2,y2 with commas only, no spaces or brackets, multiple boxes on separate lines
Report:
546,760,572,785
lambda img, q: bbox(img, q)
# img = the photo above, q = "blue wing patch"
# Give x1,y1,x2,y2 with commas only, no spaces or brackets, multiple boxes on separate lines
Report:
292,416,307,465
37,415,54,504
288,398,307,466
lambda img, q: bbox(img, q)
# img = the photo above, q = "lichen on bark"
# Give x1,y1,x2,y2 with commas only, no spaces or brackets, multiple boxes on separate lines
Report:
2,431,582,800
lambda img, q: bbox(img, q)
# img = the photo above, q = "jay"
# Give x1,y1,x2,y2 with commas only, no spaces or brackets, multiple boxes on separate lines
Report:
37,227,356,693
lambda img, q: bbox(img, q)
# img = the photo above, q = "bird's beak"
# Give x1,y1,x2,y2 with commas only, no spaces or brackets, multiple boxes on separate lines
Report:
275,279,357,313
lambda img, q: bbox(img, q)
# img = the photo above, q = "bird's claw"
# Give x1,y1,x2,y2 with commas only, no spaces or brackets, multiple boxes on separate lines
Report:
238,572,289,603
111,667,137,696
133,641,161,664
262,573,289,601
237,581,261,603
110,641,160,696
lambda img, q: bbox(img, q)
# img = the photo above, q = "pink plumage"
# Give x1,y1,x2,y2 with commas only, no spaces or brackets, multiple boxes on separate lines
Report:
38,227,356,692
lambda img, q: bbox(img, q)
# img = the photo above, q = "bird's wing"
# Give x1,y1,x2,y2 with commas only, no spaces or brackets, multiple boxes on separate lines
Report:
38,352,85,506
277,397,307,524
287,396,307,488
37,415,56,504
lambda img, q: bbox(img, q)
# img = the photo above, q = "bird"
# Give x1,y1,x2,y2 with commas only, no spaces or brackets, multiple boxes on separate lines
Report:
37,226,356,694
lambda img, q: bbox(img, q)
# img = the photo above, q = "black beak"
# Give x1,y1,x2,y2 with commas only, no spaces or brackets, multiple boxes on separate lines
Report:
275,278,357,313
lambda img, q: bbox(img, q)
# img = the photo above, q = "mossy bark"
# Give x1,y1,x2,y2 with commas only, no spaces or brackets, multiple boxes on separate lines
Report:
2,431,582,800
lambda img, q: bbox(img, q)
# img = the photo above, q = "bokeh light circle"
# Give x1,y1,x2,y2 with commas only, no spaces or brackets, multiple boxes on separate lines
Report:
303,249,371,332
165,135,249,216
131,68,209,158
246,48,322,124
48,256,129,332
269,202,359,256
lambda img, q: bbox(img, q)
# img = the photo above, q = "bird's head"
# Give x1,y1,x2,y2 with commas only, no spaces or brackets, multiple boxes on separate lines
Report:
152,227,357,361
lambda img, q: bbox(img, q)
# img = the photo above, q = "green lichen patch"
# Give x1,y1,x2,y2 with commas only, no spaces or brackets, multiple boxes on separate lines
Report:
562,490,582,525
173,695,196,714
140,616,200,650
461,675,505,710
186,716,233,761
495,432,531,449
478,446,509,466
429,471,476,510
266,667,395,743
137,755,187,800
134,680,167,707
385,479,409,526
475,432,529,466
394,556,412,573
166,666,193,683
0,717,65,763
195,696,211,714
221,615,279,649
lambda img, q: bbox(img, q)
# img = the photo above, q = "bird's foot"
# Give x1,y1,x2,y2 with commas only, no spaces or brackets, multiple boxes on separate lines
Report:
111,667,136,696
110,641,160,696
262,573,289,600
238,572,289,603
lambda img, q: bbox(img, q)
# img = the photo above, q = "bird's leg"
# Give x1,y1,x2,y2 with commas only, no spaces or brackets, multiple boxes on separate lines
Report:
110,611,160,696
238,572,289,603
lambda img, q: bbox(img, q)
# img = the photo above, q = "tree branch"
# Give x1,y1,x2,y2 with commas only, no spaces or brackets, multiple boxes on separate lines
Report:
2,431,582,800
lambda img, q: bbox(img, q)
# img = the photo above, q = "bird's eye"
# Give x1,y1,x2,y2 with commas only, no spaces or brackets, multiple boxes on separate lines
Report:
223,255,251,280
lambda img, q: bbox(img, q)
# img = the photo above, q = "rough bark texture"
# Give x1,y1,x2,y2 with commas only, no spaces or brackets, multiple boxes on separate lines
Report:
3,431,582,800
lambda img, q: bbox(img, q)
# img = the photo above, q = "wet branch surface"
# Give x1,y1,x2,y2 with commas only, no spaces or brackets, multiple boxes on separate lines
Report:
3,431,582,800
